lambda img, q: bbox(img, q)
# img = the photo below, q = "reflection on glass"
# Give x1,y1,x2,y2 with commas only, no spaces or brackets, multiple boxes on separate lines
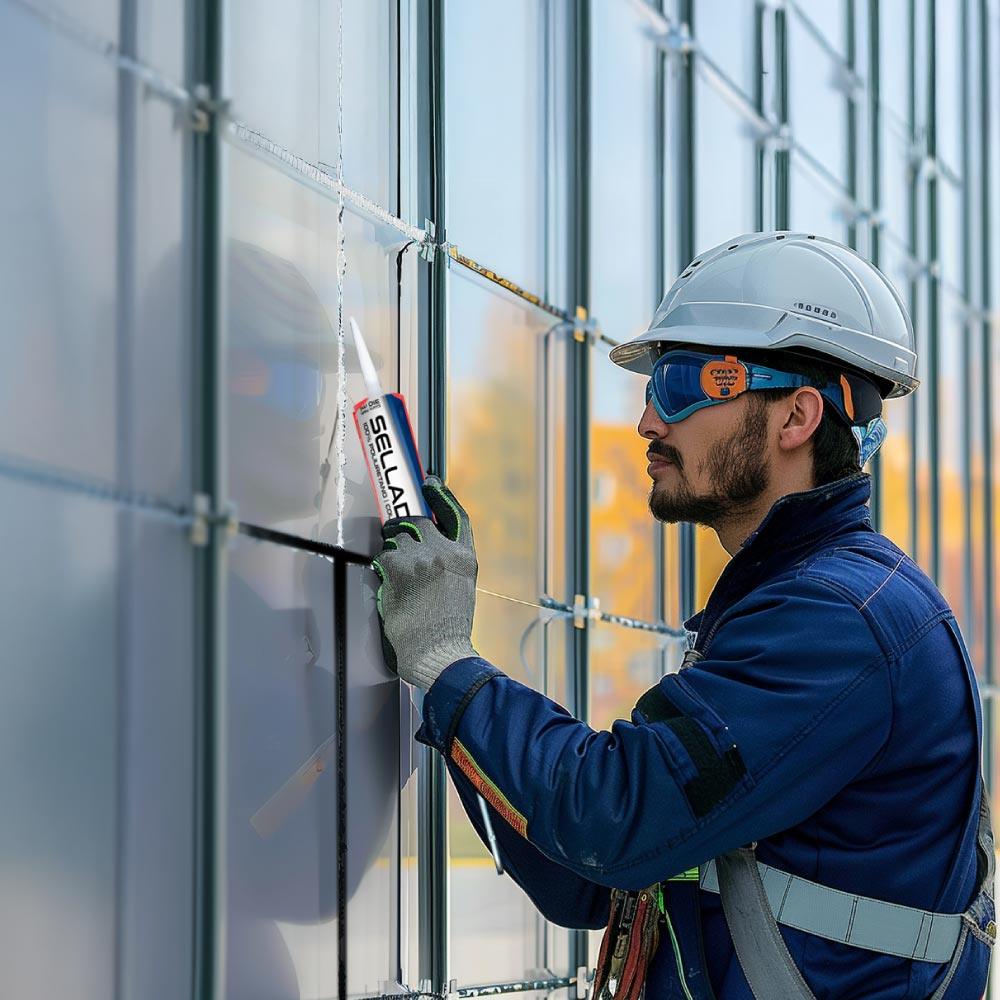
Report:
695,71,759,249
447,269,552,603
879,117,912,240
967,327,987,674
793,0,846,56
914,276,934,569
696,526,730,610
591,345,659,624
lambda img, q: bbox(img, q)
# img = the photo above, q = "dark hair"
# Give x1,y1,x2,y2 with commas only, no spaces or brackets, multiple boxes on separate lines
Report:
735,347,866,487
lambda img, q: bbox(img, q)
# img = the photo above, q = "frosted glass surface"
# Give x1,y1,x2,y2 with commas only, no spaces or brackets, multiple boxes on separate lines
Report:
227,0,396,209
0,4,190,503
226,535,340,1000
0,479,194,1000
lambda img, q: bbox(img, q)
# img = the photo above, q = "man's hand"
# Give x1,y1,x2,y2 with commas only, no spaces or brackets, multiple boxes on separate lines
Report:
371,476,478,689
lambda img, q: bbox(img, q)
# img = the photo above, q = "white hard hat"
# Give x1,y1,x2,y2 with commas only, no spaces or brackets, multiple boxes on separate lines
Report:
610,232,918,399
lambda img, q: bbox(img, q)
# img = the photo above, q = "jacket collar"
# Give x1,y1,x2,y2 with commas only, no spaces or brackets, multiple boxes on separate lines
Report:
683,473,873,634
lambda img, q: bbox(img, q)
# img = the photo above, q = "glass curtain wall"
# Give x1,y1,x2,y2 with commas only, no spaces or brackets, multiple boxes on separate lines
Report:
2,0,999,996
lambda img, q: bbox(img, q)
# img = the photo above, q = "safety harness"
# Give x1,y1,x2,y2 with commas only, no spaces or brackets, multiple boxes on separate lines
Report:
591,777,995,1000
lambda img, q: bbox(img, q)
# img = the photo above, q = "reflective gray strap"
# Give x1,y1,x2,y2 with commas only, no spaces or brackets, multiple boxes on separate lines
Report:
702,855,963,964
715,849,817,1000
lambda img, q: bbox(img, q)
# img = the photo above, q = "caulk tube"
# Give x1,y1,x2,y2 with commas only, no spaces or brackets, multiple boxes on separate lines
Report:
350,318,504,876
351,317,431,523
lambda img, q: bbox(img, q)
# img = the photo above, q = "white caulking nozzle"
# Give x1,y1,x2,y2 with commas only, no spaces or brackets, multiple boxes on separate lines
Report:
350,316,384,402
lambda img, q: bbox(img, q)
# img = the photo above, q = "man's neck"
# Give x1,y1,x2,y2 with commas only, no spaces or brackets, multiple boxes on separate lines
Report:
714,475,817,556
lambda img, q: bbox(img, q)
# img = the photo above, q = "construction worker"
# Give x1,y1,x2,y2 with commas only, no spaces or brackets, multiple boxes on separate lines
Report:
372,233,995,998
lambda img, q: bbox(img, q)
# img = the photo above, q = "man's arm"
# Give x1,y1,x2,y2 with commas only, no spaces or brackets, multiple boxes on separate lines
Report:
445,743,611,929
415,574,892,890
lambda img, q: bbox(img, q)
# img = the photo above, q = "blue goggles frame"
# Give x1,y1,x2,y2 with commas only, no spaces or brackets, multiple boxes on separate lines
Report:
645,350,862,426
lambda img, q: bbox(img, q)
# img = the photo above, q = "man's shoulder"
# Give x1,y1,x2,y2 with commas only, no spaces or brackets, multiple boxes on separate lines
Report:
792,531,952,645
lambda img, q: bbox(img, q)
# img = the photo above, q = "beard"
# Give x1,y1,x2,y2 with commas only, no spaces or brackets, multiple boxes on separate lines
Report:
648,398,770,527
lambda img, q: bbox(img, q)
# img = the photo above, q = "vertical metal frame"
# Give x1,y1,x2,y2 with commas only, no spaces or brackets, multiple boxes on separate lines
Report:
907,0,921,559
566,0,592,974
414,0,449,993
187,0,227,997
979,0,995,785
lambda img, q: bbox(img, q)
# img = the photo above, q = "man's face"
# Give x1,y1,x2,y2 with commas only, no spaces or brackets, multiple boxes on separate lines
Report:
638,386,772,528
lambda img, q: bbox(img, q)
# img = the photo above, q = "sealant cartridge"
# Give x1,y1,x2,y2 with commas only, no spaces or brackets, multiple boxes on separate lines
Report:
351,317,431,523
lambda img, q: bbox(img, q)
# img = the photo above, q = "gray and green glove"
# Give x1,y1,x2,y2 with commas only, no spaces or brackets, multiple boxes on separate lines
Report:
371,476,479,689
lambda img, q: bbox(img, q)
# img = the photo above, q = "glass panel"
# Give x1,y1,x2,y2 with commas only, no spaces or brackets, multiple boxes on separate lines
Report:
694,70,759,250
694,0,758,98
591,342,658,624
445,0,545,293
227,2,395,208
0,6,189,503
938,291,968,629
878,0,911,121
789,155,850,241
590,0,657,347
226,534,340,999
879,117,912,241
934,0,963,175
446,268,554,604
590,619,681,739
226,145,403,553
793,0,847,56
877,246,917,552
938,178,965,291
0,479,195,999
788,9,849,188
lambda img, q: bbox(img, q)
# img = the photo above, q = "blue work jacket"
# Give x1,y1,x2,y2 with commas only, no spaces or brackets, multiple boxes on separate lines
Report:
415,473,992,997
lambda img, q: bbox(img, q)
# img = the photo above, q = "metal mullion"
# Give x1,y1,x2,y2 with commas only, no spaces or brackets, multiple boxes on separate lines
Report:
869,0,885,528
187,0,226,997
907,0,920,560
566,0,591,977
654,3,669,664
416,0,448,993
927,0,941,583
675,0,696,621
978,0,995,788
959,0,976,663
775,2,790,231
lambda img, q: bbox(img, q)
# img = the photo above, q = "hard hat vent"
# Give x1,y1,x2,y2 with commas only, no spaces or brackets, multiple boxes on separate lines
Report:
793,300,840,323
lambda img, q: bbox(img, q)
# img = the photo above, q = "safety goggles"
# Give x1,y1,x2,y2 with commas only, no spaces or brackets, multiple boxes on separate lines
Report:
644,350,882,430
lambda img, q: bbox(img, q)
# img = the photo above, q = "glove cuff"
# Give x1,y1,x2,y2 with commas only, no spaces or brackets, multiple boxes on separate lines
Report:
407,639,478,690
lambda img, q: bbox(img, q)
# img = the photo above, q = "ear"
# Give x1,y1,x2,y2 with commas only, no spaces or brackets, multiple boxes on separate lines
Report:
778,386,824,452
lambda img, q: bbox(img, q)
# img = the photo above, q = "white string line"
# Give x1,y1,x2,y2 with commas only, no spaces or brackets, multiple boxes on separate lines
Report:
334,0,348,549
475,586,688,639
228,122,429,246
8,0,194,112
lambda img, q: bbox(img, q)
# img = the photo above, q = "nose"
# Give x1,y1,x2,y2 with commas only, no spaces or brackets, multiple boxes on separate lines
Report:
638,397,670,440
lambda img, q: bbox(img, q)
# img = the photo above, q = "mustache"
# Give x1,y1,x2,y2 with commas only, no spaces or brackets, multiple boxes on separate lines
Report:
647,442,683,468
